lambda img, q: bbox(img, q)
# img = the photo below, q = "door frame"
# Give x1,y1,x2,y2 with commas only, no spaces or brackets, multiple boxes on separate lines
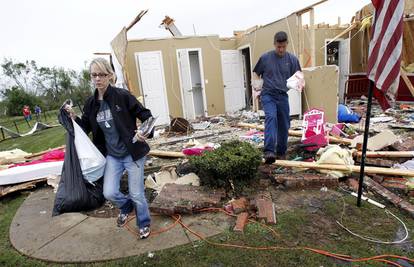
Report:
237,44,253,109
176,48,208,119
134,50,170,125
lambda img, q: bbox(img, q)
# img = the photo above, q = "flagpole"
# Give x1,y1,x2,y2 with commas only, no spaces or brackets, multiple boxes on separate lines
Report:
357,80,374,207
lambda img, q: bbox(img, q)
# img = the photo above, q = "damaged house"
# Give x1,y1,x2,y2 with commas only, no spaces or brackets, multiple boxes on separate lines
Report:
111,0,413,125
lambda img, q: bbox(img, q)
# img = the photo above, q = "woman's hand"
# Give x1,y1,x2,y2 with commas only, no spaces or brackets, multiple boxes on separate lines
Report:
132,130,147,143
64,105,77,119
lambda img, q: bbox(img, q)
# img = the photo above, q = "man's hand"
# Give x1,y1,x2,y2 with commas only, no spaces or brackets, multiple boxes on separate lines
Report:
251,72,263,91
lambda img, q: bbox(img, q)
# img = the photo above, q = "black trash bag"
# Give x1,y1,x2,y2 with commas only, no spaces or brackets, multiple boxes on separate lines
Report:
52,104,105,216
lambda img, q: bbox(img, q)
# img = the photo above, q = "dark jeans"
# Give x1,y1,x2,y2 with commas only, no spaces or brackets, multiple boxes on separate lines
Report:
261,92,290,156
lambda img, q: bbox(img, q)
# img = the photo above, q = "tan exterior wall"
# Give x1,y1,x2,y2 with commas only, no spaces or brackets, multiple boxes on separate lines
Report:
126,36,225,118
219,38,238,50
235,14,300,70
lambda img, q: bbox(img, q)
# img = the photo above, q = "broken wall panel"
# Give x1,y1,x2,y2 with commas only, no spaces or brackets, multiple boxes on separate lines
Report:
236,14,300,70
302,65,339,123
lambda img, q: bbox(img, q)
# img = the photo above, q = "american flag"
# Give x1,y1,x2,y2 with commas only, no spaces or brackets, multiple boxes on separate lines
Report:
367,0,404,110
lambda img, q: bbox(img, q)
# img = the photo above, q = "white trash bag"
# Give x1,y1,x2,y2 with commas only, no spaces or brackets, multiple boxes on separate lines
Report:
287,71,305,92
72,119,106,183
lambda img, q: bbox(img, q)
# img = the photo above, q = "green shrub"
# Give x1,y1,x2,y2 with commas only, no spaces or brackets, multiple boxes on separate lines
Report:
189,140,262,190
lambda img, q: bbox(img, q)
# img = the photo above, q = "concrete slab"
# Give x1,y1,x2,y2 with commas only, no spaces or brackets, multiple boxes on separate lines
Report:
10,188,231,263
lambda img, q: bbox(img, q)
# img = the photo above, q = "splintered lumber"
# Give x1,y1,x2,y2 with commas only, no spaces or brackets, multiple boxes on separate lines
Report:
273,160,414,177
149,150,185,158
0,178,46,198
237,122,352,145
25,145,65,159
401,67,414,97
355,151,414,158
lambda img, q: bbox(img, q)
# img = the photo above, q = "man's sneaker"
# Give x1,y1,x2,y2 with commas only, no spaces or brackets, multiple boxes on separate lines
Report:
264,152,276,164
139,226,151,239
117,213,129,227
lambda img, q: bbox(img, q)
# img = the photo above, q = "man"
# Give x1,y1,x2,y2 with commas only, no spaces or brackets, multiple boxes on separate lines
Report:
253,31,301,164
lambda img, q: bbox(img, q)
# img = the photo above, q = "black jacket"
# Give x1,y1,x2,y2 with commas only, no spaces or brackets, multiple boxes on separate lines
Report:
75,85,152,161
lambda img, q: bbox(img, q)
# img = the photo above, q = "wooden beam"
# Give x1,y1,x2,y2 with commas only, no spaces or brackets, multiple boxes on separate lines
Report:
273,160,414,177
149,150,185,158
126,10,148,32
310,8,316,67
400,67,414,97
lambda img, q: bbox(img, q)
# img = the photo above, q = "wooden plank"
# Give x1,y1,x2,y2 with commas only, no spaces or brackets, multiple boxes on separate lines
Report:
149,150,185,158
0,178,46,198
400,67,414,97
273,160,414,177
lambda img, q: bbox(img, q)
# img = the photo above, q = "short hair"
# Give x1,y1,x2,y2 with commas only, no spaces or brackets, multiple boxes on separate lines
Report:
274,31,288,43
89,57,116,85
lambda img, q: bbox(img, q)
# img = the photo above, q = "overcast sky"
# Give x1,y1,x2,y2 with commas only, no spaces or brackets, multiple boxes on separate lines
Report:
0,0,370,71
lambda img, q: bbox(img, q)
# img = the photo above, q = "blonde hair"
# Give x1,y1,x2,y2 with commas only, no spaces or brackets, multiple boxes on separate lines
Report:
89,57,116,85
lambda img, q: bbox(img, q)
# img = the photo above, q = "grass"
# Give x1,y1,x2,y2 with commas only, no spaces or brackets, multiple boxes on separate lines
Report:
0,126,65,153
1,191,413,267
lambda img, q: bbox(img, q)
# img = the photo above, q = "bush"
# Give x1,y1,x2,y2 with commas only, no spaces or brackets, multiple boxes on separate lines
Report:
189,140,262,190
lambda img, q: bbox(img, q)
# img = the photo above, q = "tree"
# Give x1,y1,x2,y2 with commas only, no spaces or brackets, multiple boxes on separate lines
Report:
1,58,94,112
1,86,41,116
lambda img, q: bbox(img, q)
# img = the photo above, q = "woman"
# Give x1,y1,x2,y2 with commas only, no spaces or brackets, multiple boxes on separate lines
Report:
68,57,152,239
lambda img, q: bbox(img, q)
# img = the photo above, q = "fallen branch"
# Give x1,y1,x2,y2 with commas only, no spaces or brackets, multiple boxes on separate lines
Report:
237,122,352,145
273,160,414,177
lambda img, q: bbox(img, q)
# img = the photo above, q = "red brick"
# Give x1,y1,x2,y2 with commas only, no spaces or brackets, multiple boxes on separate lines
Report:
346,178,359,192
391,137,414,151
276,174,338,189
355,158,394,168
231,197,248,214
233,212,249,232
256,198,276,224
364,177,414,219
381,182,408,195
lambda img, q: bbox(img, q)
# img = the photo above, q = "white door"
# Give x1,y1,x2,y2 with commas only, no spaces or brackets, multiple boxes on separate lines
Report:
177,49,196,120
136,51,170,125
220,50,246,112
338,39,350,104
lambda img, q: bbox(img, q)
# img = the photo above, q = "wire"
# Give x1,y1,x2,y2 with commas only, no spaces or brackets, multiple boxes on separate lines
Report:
119,205,412,265
336,187,409,245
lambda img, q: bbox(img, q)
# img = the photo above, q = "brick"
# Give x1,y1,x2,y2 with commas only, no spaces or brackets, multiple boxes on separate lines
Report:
364,177,414,219
276,174,338,189
150,184,225,215
371,174,384,184
346,178,359,192
391,137,414,151
381,181,408,195
233,212,249,232
355,158,394,168
255,193,276,225
231,197,248,214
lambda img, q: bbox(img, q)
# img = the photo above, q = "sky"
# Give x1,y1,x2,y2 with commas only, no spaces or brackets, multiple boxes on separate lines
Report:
0,0,370,71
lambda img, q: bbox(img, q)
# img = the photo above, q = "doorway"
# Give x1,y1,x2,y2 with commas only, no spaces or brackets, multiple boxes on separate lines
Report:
177,48,207,120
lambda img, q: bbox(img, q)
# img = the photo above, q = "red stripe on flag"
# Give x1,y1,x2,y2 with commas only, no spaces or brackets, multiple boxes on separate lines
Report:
367,0,399,74
380,58,401,92
373,28,403,85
